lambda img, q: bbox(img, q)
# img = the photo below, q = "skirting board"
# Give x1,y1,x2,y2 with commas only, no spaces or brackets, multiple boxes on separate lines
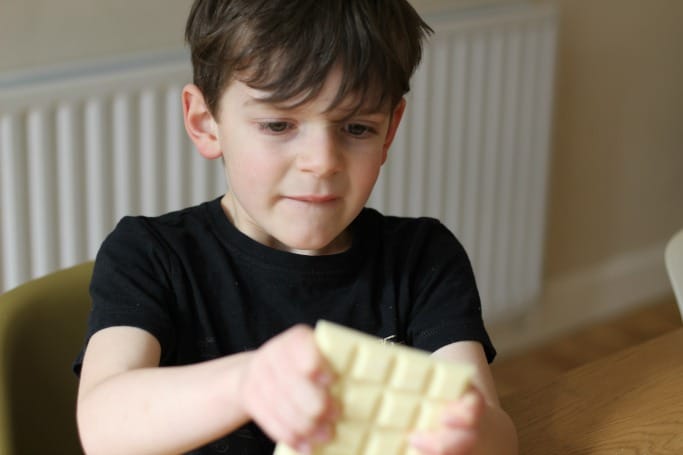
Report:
489,240,674,357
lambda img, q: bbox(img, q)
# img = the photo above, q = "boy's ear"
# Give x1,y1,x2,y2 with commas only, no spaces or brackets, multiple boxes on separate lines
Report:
381,98,407,163
182,84,222,160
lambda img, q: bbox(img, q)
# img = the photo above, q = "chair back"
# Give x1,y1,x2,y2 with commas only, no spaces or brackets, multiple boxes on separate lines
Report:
0,262,93,454
665,229,683,320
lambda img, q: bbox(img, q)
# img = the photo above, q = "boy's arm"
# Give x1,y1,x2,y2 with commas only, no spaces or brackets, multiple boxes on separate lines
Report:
77,326,251,454
77,325,336,455
410,341,518,455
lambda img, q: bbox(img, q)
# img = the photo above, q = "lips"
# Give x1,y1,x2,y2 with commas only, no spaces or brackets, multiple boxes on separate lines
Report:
286,195,339,203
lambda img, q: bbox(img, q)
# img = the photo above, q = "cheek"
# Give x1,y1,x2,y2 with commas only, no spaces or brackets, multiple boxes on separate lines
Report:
350,157,383,193
225,146,286,192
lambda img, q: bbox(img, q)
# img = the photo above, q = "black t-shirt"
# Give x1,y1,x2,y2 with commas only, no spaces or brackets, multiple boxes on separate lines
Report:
74,197,495,454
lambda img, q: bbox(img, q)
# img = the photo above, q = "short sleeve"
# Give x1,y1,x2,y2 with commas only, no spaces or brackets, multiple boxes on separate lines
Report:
405,220,496,363
73,217,176,375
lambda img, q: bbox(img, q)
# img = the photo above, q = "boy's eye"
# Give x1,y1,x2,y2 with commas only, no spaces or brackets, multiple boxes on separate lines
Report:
258,122,292,133
344,123,373,137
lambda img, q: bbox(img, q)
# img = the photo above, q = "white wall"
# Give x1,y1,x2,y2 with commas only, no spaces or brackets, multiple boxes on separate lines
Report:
0,0,517,72
0,0,189,71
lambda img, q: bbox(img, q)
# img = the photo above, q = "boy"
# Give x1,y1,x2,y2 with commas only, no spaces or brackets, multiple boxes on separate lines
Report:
75,0,517,454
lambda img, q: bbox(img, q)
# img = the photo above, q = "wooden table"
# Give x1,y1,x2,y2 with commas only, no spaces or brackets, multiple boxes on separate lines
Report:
501,328,683,454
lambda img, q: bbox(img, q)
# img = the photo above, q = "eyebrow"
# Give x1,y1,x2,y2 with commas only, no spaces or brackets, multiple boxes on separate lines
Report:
242,96,305,113
242,96,388,121
242,97,277,108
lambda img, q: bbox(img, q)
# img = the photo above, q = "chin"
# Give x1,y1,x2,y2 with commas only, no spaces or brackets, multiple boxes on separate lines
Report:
289,241,334,255
281,232,344,255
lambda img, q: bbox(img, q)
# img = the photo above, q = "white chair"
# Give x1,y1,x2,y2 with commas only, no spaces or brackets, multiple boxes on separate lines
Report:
665,228,683,319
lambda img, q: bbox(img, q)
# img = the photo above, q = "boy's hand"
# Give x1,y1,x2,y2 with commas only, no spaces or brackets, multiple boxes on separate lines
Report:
239,325,338,453
409,389,485,455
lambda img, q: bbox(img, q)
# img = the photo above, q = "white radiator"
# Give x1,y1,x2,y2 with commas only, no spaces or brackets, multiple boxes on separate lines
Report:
0,3,557,323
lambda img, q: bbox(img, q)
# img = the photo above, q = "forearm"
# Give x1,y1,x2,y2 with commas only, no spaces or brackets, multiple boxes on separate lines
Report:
473,403,518,455
77,352,253,455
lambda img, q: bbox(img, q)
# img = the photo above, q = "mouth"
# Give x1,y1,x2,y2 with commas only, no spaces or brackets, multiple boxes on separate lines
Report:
285,195,339,204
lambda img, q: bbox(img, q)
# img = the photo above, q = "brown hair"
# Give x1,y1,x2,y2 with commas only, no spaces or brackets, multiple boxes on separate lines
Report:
185,0,432,116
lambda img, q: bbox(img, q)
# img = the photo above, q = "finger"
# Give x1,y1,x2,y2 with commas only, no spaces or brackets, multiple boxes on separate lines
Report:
287,325,335,383
276,376,331,436
267,390,336,452
409,427,477,455
266,331,337,439
242,348,309,434
277,327,337,422
260,409,304,451
441,391,485,429
248,326,339,446
255,378,329,452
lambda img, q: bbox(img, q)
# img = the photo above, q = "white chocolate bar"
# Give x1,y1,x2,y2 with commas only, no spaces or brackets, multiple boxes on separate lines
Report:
273,320,474,455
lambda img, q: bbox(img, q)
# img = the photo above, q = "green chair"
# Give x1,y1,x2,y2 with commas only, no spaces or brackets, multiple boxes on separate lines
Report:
0,262,93,454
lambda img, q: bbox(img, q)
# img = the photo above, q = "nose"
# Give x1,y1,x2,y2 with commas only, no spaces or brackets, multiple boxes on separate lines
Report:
296,129,342,178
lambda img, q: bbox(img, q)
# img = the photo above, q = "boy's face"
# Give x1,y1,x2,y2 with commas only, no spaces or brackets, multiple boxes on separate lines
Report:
184,67,405,255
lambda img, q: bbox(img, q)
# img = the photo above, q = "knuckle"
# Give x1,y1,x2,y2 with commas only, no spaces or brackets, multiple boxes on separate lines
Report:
288,324,313,341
